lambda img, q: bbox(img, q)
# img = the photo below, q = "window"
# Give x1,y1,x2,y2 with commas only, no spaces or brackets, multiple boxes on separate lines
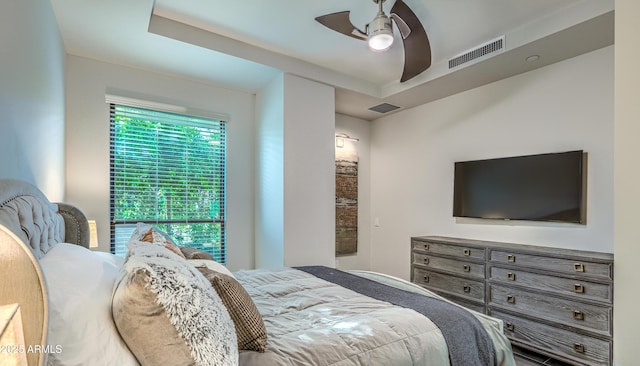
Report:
109,103,226,262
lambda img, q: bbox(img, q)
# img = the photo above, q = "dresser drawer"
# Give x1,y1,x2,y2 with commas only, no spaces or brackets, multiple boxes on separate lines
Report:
491,309,611,366
489,267,612,303
489,285,611,335
412,239,485,260
413,252,485,279
491,250,612,280
413,268,484,302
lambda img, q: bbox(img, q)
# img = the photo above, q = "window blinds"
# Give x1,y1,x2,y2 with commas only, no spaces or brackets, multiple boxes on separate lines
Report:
109,104,226,262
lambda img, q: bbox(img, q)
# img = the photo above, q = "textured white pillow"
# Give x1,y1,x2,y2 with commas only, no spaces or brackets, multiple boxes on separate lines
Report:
115,241,239,366
40,243,138,366
128,222,186,258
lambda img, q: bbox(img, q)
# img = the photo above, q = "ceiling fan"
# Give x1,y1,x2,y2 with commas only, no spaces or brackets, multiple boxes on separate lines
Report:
315,0,431,83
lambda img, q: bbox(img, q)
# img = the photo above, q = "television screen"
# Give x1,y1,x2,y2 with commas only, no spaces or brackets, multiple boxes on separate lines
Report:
453,150,586,224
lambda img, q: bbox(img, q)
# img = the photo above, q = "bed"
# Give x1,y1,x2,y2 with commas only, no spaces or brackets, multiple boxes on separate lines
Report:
0,179,515,366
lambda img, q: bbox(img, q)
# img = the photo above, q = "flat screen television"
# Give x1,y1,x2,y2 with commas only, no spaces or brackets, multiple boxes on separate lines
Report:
453,150,586,224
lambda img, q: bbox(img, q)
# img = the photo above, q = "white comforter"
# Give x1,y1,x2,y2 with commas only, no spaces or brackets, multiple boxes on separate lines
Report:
234,268,515,366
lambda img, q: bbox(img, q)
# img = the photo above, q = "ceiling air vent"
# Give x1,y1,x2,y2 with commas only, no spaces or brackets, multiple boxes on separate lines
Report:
448,35,505,69
368,103,401,114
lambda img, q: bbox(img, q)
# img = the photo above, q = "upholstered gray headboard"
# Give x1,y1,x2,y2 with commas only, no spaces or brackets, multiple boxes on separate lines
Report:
0,179,89,258
0,179,90,366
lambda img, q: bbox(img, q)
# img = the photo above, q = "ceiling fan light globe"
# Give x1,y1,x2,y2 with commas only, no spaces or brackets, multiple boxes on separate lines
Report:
367,12,393,51
368,33,394,51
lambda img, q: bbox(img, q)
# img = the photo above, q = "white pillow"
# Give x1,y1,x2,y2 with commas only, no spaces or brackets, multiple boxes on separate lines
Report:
188,259,235,278
40,244,138,366
93,250,125,267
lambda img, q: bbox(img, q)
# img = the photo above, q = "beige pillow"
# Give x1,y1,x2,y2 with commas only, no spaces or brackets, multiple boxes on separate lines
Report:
113,241,238,366
112,270,194,365
130,222,186,259
197,267,268,352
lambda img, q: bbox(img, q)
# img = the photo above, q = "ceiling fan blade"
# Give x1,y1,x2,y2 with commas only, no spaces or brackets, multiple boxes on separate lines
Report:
390,0,432,82
315,11,367,40
389,13,411,39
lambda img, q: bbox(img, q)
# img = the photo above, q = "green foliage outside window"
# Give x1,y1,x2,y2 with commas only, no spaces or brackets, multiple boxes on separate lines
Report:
109,104,226,262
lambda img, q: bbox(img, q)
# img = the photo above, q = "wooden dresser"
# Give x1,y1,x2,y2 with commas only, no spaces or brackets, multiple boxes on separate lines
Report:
410,236,613,366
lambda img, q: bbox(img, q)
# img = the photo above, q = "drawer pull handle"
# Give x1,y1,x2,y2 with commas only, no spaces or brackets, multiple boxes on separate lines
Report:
423,275,429,283
463,265,471,272
505,322,514,331
573,310,585,321
423,257,430,264
424,243,429,251
507,272,516,281
507,295,516,304
573,343,585,353
463,285,471,293
463,249,471,256
573,263,585,272
573,283,585,293
507,254,516,262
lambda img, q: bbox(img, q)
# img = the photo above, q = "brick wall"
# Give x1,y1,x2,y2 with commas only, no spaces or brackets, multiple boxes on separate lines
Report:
336,160,358,255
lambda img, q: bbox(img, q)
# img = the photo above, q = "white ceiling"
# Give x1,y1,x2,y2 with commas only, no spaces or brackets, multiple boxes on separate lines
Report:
50,0,614,120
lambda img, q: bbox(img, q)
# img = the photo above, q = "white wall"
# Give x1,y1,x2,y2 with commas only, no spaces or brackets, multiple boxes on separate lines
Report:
64,56,255,271
255,74,285,268
282,74,336,267
370,46,614,280
254,74,336,268
335,113,372,270
0,0,66,200
614,0,640,364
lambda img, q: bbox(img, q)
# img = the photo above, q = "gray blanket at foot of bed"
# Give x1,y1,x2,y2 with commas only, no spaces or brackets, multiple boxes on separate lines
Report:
296,266,495,366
